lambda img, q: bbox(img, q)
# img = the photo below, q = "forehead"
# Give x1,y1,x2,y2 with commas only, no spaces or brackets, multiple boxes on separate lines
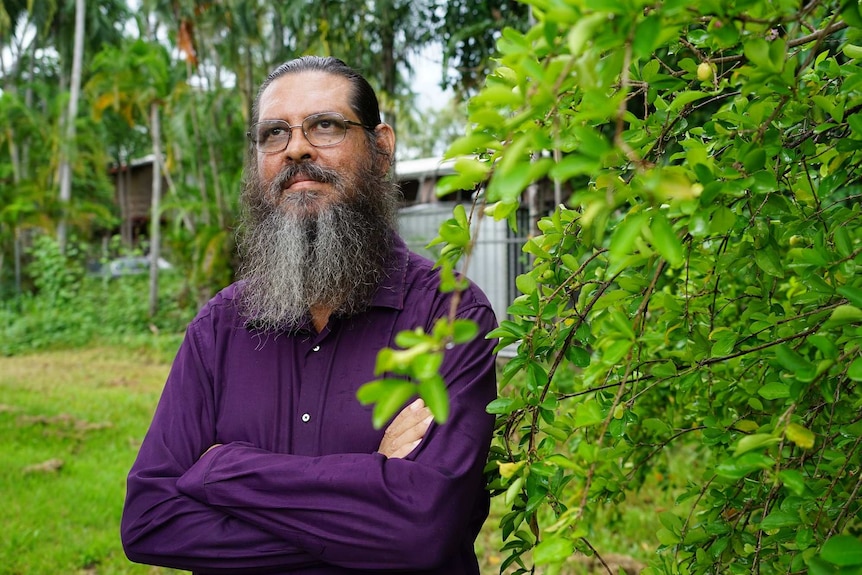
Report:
258,71,354,121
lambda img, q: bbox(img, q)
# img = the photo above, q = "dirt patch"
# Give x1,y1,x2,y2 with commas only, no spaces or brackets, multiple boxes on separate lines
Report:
23,458,64,474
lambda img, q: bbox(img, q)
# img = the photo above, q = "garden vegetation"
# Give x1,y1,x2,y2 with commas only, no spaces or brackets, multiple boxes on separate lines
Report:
2,0,861,574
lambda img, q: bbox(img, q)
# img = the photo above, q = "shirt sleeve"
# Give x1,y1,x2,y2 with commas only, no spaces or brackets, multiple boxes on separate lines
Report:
121,326,322,573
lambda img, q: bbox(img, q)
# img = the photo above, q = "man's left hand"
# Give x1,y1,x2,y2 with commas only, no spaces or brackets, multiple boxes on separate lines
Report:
377,398,433,459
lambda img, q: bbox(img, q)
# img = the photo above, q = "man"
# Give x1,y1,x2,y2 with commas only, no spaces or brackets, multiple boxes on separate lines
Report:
121,56,498,574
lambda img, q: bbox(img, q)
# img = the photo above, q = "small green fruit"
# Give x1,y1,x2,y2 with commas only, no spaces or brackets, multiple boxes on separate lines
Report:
697,62,715,82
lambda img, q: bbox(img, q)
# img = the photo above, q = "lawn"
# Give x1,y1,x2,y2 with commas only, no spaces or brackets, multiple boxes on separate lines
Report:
0,346,180,575
1,345,662,574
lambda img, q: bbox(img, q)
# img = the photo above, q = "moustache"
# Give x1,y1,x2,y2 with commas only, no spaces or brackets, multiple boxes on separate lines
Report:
271,163,340,190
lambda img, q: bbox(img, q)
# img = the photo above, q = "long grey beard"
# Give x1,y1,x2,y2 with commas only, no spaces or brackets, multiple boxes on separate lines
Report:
237,164,397,332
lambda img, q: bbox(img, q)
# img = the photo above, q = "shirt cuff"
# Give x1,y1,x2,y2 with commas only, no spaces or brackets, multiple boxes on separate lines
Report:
176,443,229,503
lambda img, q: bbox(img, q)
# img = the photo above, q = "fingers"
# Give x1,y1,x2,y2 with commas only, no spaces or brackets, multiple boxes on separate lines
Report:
377,398,434,459
386,398,430,438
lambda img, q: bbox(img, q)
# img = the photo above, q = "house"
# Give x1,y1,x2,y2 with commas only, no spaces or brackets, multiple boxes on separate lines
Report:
110,154,164,246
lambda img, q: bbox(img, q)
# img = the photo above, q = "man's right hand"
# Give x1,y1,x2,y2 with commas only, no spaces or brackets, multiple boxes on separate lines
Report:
377,398,433,459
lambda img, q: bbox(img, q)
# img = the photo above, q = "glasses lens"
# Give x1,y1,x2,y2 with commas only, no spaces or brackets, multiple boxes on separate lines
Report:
303,113,348,147
253,121,291,153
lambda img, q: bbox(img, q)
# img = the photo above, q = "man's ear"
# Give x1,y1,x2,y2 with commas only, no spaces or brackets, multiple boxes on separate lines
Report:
374,123,396,173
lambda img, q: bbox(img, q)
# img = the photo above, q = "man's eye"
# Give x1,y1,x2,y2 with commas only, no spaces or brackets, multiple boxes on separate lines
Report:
310,117,342,132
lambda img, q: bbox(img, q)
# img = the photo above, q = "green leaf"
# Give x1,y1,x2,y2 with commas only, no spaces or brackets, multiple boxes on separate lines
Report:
419,375,450,424
534,535,575,564
394,328,428,348
516,273,538,295
504,475,524,505
633,14,662,59
760,510,800,530
807,556,841,575
453,204,469,228
709,206,736,235
715,451,773,480
451,319,479,344
488,160,533,203
838,286,862,308
778,469,807,495
710,328,737,357
656,527,681,545
486,397,520,415
608,308,636,340
526,361,549,393
609,211,647,262
820,535,862,566
412,352,443,381
775,344,816,382
544,454,581,470
659,511,683,535
549,153,600,180
849,358,862,382
602,338,633,363
744,38,776,70
734,433,780,456
573,401,604,428
754,247,785,278
453,157,490,182
564,345,591,367
758,382,791,400
566,12,606,55
743,149,766,173
356,379,417,429
488,320,527,340
785,422,816,449
437,220,470,247
668,91,712,113
823,305,862,328
473,84,523,107
650,212,684,268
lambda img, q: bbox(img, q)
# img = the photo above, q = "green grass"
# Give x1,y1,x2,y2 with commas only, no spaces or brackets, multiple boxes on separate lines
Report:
1,345,684,574
0,346,180,575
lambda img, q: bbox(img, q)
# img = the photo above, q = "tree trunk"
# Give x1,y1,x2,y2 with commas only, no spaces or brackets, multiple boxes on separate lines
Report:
186,59,210,227
148,103,163,318
378,0,398,133
57,0,86,253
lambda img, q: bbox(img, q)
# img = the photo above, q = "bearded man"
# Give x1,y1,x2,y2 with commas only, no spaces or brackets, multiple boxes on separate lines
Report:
121,56,498,575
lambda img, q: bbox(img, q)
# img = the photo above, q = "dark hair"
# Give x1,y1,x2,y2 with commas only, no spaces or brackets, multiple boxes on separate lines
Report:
250,56,382,130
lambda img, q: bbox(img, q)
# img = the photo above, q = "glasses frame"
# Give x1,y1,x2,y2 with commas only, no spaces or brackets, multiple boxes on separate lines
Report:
247,112,370,153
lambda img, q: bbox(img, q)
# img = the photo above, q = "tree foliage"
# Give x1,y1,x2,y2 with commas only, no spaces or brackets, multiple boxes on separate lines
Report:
0,0,525,303
377,0,862,572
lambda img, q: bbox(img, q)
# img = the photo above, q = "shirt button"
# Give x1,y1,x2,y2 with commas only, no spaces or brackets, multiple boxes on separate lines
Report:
301,413,311,423
312,345,320,352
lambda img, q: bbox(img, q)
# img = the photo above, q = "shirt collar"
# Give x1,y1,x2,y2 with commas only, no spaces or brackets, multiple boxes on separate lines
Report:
370,233,409,310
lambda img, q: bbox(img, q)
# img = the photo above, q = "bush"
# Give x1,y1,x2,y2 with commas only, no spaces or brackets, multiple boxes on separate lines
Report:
0,235,193,356
376,1,862,573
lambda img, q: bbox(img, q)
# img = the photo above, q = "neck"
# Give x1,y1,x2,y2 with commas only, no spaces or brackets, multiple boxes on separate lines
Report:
310,305,331,332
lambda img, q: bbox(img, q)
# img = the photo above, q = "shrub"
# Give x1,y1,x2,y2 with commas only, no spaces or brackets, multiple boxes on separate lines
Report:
371,1,862,573
0,235,193,356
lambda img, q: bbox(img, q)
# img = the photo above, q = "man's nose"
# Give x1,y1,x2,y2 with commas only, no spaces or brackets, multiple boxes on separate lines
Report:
281,125,316,162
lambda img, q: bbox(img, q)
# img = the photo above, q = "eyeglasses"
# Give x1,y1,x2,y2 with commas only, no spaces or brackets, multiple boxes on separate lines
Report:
248,112,369,153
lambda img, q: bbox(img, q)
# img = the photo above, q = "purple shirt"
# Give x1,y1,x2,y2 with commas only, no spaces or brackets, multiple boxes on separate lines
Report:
121,235,498,574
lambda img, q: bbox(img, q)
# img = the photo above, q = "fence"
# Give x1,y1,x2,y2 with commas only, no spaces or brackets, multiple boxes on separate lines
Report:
398,202,529,327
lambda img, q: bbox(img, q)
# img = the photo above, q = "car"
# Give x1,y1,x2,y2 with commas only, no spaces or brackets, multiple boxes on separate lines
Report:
106,256,172,278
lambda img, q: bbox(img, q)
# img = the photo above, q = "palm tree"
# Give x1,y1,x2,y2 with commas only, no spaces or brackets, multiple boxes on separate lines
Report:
88,39,175,316
56,0,85,252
